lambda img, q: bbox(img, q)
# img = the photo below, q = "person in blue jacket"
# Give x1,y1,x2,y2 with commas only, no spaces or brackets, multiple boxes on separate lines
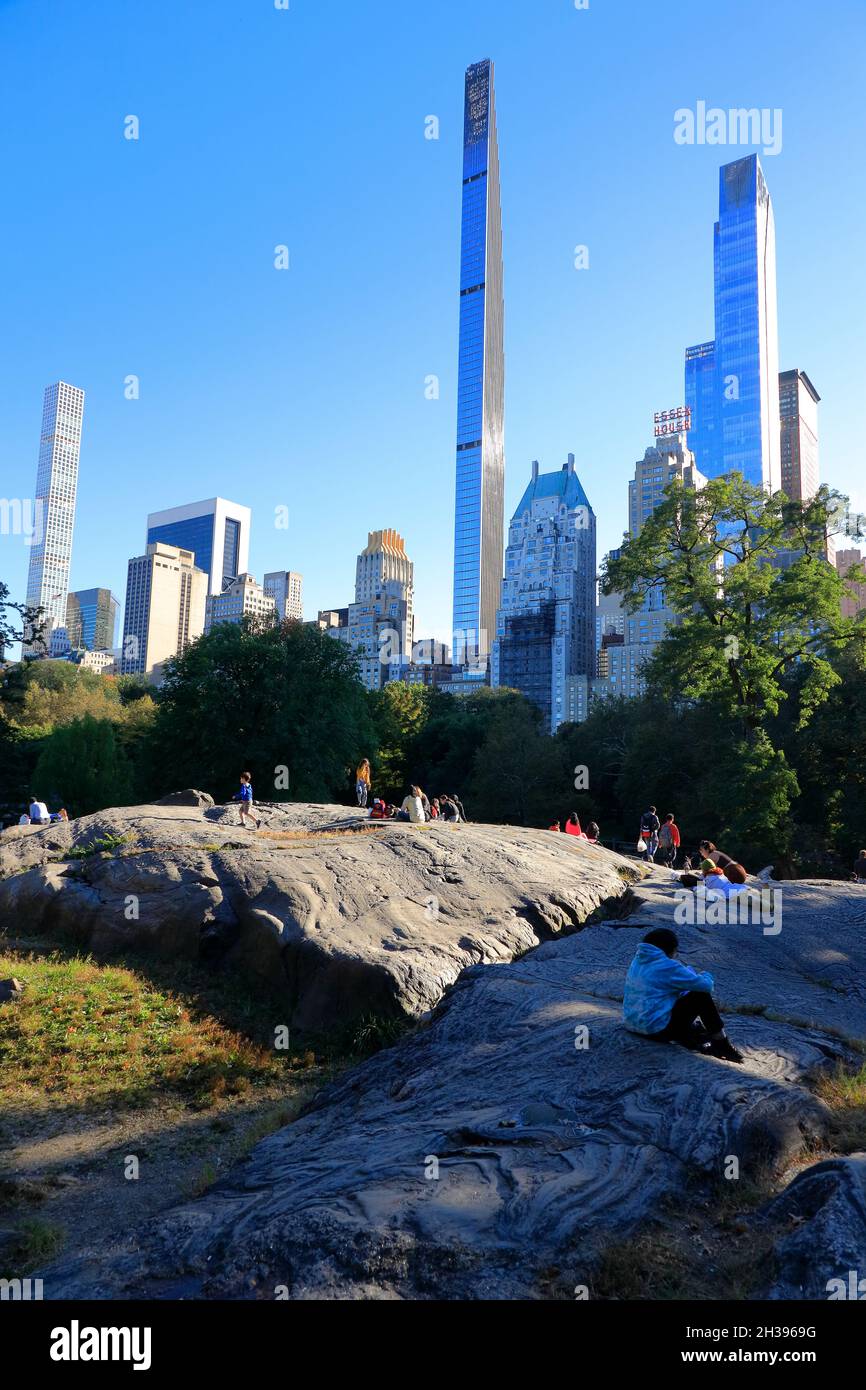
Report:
623,927,742,1063
232,771,261,830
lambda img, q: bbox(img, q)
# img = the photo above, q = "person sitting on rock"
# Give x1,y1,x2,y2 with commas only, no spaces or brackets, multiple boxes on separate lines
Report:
439,795,458,823
548,820,562,832
397,786,425,824
622,927,743,1063
699,840,748,884
232,772,261,830
584,822,600,843
564,812,584,838
28,796,51,825
851,850,866,882
451,793,467,823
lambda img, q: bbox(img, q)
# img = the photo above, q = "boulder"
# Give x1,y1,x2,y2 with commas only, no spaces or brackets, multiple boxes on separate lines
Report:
0,801,640,1030
0,977,24,1003
38,876,866,1300
153,790,215,809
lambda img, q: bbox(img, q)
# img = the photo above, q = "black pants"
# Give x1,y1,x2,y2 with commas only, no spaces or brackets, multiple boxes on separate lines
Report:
653,991,723,1043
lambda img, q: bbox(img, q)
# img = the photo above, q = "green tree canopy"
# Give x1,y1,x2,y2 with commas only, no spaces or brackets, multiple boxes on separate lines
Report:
143,619,377,803
33,715,134,817
603,477,865,735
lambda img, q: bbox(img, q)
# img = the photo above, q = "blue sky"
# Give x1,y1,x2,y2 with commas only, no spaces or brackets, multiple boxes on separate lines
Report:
2,0,864,651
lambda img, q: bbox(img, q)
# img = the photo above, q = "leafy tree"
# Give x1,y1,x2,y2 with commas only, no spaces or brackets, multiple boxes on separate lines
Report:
467,697,570,826
603,478,864,737
368,681,438,801
144,619,377,803
33,716,134,817
408,686,531,805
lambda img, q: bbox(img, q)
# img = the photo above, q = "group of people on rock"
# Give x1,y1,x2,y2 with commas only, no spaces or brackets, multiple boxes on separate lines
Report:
18,798,68,826
356,762,467,825
548,813,600,843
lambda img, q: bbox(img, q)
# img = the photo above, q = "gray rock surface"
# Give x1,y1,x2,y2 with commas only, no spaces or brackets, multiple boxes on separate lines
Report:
0,800,639,1030
38,874,866,1300
153,789,215,809
759,1155,866,1300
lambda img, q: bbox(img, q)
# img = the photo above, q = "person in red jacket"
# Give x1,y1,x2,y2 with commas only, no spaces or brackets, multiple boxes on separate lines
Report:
657,813,681,867
565,812,584,838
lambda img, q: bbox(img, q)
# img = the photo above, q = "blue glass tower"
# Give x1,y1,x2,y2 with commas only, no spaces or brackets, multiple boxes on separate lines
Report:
685,155,780,491
452,59,505,669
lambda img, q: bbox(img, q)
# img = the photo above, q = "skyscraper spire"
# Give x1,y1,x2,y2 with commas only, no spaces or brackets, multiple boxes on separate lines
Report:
452,58,505,671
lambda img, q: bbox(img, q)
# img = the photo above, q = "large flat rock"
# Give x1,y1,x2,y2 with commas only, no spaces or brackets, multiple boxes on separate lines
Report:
39,877,866,1300
0,802,640,1031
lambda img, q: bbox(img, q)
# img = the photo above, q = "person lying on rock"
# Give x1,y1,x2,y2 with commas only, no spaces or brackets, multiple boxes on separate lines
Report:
622,927,743,1063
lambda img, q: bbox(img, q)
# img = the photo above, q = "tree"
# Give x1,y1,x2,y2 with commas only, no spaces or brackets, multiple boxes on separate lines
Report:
467,697,569,826
144,619,377,803
33,716,134,817
603,478,865,737
0,579,45,655
368,681,438,801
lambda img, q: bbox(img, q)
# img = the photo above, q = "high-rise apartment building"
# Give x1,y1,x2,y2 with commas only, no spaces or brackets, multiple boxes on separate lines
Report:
66,587,119,652
332,530,415,692
146,498,250,597
491,455,596,733
836,549,866,621
264,570,303,621
121,542,208,682
23,382,85,655
629,409,706,537
452,59,505,672
685,155,781,491
779,369,820,502
205,574,277,633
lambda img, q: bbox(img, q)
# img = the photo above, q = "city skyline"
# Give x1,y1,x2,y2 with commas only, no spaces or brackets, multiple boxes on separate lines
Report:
1,1,864,656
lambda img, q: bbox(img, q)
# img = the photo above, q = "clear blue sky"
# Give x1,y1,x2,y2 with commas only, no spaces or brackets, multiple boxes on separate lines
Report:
2,0,864,652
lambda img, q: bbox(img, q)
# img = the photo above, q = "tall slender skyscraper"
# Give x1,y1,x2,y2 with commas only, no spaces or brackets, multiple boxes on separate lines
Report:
685,155,780,491
779,369,820,502
452,59,505,671
23,382,85,655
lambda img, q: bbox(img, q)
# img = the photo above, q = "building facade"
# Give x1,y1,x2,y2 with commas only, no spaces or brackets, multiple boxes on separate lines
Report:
146,498,250,596
779,369,820,502
491,455,596,733
66,587,119,652
332,530,415,692
837,549,866,620
452,58,505,672
263,570,303,622
23,382,85,655
121,542,208,681
685,155,781,491
204,574,277,633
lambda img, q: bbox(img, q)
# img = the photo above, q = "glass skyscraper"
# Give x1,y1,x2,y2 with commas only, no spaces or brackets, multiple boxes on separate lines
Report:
452,59,505,669
23,382,85,655
146,498,251,596
66,587,119,651
685,154,781,491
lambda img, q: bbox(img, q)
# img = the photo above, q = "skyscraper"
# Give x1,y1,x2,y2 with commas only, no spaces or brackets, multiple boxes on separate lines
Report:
205,574,277,633
452,59,505,672
779,369,820,502
146,498,251,596
23,382,85,655
66,587,120,652
264,570,304,622
121,542,208,682
491,455,596,733
685,155,781,490
332,530,415,692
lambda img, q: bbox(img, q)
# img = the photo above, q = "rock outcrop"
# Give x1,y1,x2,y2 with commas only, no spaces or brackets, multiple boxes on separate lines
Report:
36,872,866,1301
0,800,639,1031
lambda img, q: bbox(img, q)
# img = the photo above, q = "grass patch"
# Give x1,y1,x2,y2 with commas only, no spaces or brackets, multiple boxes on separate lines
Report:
0,1218,66,1277
0,948,311,1112
67,833,132,860
813,1062,866,1153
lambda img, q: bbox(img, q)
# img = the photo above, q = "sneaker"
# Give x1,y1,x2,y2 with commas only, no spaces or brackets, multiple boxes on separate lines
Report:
708,1037,744,1064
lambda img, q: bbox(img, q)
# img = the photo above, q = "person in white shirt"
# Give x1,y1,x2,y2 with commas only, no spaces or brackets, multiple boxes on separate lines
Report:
18,813,32,825
28,799,50,825
398,786,425,824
